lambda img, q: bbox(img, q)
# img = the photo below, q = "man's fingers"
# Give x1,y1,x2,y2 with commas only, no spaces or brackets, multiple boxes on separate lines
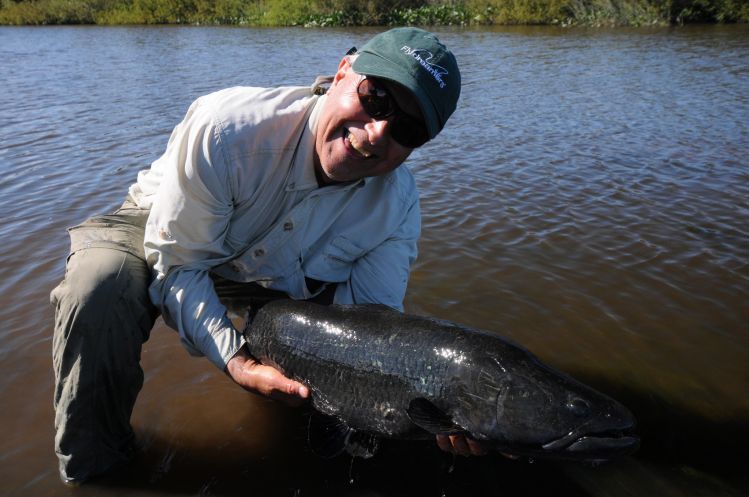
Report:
227,354,310,407
466,437,488,456
290,383,309,398
435,434,489,457
449,435,472,457
268,388,307,406
266,373,309,404
251,364,309,405
436,434,454,454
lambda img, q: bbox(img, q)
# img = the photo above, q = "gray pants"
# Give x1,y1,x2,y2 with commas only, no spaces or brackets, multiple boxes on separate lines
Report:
51,201,156,483
51,200,335,483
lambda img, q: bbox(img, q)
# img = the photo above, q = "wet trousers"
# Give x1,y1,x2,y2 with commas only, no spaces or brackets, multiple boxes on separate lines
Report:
50,199,334,483
50,200,155,483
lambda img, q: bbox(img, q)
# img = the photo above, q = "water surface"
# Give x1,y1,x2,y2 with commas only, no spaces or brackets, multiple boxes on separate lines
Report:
1,24,748,497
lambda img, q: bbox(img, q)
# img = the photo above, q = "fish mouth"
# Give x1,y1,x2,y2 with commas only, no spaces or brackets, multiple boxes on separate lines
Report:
542,428,640,457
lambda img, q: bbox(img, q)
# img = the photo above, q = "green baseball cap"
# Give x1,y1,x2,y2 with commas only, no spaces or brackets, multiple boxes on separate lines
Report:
352,27,461,140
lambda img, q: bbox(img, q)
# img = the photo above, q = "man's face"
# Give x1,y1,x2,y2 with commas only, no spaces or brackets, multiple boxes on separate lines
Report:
314,58,424,184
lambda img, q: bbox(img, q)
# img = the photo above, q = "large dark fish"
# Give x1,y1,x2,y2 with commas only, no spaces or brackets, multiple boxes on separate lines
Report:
243,300,639,462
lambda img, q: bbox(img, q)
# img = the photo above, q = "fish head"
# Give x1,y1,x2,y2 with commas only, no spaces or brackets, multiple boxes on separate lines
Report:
454,350,639,462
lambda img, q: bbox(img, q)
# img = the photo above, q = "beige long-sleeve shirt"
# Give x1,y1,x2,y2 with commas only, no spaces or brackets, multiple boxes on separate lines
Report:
128,84,420,370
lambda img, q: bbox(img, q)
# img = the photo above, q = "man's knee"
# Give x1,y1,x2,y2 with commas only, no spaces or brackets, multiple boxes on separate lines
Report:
51,248,155,339
53,248,147,307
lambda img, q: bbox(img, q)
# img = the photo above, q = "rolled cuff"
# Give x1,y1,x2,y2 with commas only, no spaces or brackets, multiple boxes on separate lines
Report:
202,316,247,371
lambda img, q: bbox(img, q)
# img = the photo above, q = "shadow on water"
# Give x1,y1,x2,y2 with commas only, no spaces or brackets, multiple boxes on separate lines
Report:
566,372,749,496
76,379,748,497
569,372,749,475
85,426,586,497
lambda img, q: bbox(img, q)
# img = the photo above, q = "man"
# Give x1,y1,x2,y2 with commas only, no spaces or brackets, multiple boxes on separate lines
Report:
51,27,481,486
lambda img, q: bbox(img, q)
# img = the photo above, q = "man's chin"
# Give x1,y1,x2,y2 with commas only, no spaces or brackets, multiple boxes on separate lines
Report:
315,157,346,185
318,165,352,185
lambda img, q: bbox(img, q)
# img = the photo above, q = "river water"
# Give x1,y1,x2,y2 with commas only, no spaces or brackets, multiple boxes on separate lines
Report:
1,24,747,497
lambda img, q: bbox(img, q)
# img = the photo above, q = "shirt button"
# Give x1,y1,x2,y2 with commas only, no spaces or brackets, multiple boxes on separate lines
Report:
254,248,265,257
283,221,294,231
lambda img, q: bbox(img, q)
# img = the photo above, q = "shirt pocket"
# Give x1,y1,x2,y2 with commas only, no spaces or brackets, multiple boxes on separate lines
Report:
314,235,366,282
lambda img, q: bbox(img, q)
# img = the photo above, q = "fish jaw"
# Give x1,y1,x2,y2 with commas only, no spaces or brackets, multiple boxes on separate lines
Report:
540,402,640,460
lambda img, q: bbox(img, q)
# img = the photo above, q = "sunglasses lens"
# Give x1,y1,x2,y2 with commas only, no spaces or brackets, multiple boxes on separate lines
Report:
391,116,429,148
357,77,430,148
357,78,393,118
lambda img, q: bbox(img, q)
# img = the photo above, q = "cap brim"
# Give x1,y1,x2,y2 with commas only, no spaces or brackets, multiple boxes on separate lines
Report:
353,52,440,140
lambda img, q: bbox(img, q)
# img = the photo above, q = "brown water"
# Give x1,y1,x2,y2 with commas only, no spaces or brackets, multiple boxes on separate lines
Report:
1,25,748,497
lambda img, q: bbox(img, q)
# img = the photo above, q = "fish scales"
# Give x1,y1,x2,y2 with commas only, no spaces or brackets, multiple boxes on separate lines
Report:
247,302,458,437
244,300,639,462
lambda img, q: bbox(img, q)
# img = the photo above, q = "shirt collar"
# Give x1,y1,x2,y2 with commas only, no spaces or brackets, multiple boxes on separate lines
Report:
287,94,369,193
285,94,323,192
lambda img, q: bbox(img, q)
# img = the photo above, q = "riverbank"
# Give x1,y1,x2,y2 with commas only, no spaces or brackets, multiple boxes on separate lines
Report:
1,0,747,27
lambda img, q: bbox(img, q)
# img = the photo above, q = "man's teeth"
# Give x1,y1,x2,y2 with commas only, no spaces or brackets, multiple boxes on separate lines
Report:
348,131,371,158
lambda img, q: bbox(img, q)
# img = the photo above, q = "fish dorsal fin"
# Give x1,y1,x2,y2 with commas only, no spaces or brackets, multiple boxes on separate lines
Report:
307,412,379,459
407,398,465,435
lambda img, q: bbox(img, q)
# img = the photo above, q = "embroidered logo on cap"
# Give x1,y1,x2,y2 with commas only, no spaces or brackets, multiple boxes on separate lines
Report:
400,46,448,89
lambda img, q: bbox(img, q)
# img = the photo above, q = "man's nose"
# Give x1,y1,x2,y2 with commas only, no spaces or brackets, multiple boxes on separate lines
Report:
365,118,391,145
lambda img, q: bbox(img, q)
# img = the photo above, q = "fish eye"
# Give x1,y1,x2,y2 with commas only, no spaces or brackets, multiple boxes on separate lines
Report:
566,398,590,417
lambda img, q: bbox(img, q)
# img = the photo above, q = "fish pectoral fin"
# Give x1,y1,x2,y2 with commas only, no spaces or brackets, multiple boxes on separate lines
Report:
344,431,379,459
308,412,350,459
307,412,379,459
407,398,465,435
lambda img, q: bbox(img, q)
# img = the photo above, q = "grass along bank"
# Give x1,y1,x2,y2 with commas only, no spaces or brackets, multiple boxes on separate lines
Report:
1,0,747,26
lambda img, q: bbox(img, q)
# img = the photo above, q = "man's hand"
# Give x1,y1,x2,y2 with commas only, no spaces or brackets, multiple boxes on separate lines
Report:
225,346,309,406
435,434,489,457
226,347,491,456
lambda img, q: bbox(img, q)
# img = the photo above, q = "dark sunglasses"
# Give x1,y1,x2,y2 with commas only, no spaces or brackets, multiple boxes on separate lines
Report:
356,76,430,149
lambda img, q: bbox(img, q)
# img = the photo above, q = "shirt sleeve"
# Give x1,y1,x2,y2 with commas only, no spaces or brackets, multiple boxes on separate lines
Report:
144,96,244,370
334,194,421,311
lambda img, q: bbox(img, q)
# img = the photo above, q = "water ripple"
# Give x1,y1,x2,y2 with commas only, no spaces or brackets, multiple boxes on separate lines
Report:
1,24,748,495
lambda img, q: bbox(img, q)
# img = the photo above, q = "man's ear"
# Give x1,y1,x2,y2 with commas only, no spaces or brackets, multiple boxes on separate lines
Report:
331,57,353,87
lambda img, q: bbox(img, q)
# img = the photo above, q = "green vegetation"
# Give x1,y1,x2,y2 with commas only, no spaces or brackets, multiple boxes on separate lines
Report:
1,0,747,26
